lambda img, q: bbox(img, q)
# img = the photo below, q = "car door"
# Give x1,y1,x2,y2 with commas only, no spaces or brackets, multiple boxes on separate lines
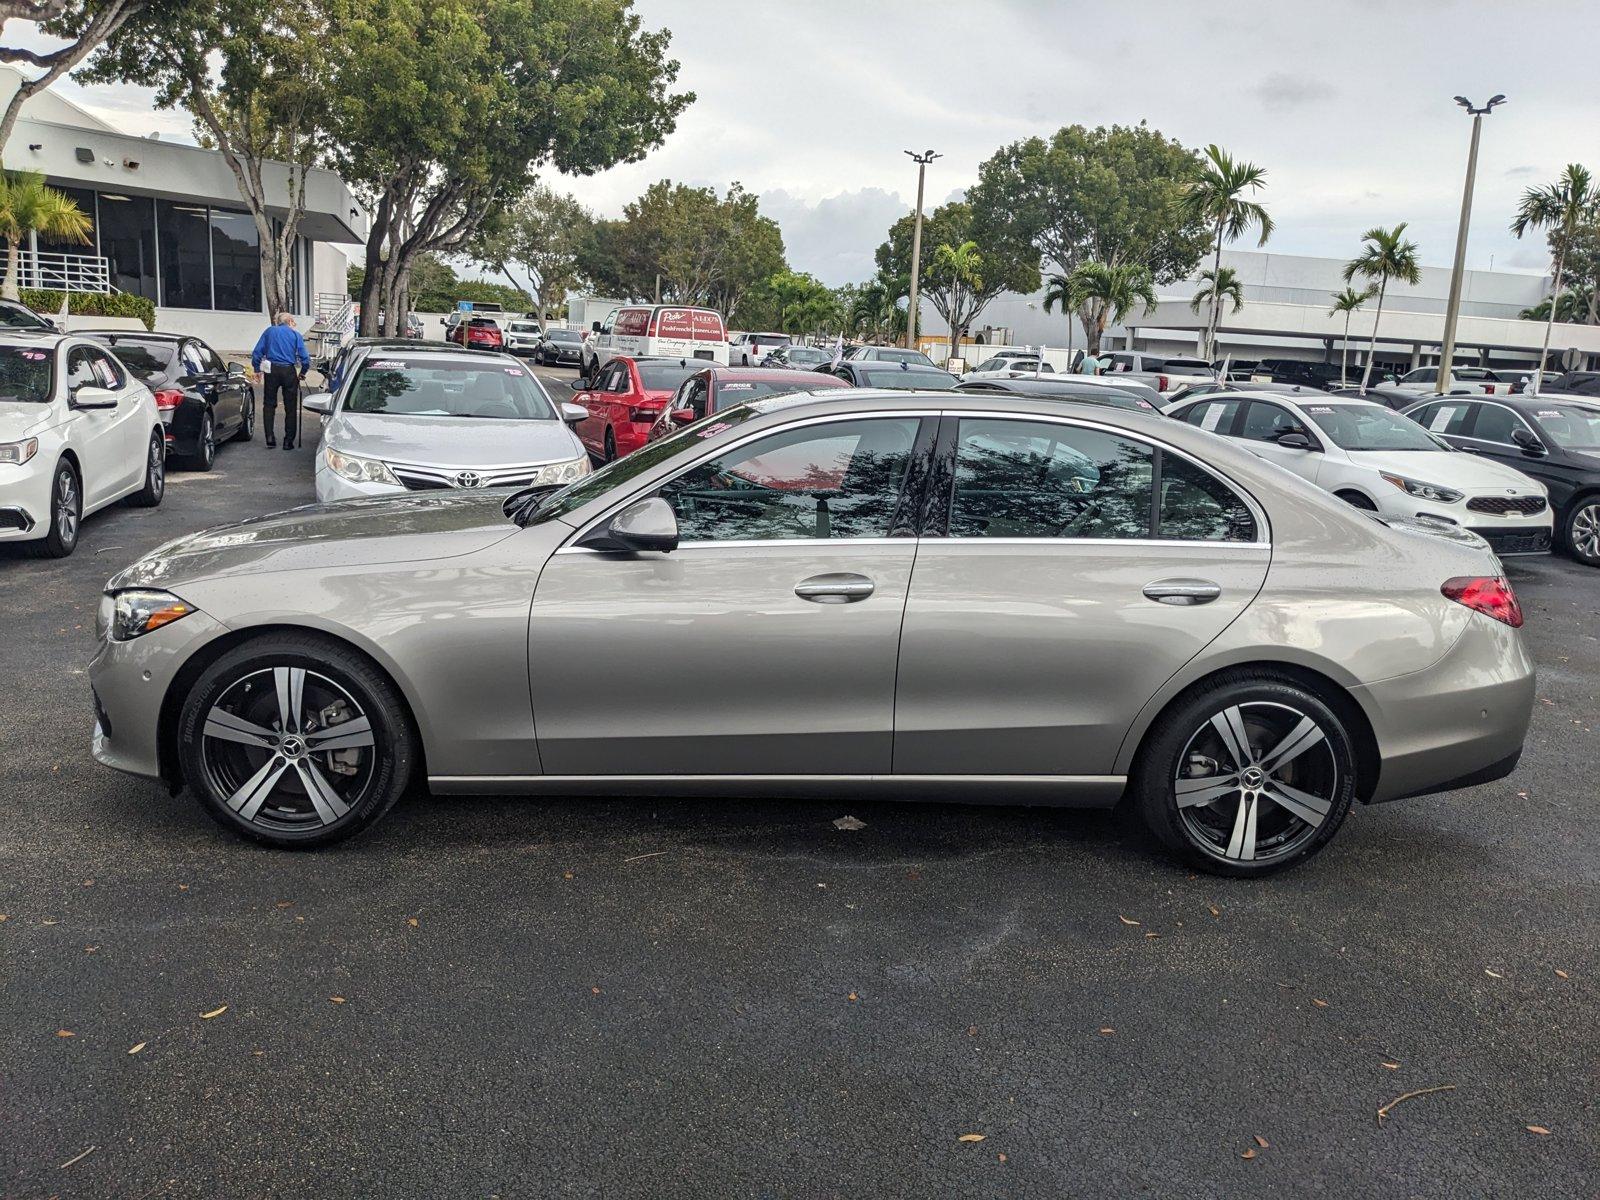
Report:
194,340,244,432
1469,402,1577,505
527,413,931,776
89,348,148,488
60,345,126,507
893,414,1270,777
574,361,622,454
1237,399,1322,482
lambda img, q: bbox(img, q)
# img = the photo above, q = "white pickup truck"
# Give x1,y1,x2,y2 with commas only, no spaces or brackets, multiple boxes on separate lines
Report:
1101,351,1217,396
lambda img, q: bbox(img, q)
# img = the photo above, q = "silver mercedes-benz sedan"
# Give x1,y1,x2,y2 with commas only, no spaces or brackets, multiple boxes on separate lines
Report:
89,390,1535,875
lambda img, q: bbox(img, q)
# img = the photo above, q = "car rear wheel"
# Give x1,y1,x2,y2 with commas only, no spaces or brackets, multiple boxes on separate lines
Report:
126,429,165,507
188,411,216,471
1565,499,1600,566
178,634,417,848
1133,675,1356,877
26,460,80,558
603,427,617,463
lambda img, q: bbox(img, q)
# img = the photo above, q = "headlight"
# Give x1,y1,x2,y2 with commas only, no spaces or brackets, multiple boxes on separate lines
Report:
107,589,193,641
533,454,590,486
0,437,38,465
324,445,400,486
1380,473,1463,503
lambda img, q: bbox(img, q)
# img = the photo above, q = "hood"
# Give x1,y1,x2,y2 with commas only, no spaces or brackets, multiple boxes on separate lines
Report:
0,401,53,441
107,492,519,590
325,411,582,469
1344,449,1542,492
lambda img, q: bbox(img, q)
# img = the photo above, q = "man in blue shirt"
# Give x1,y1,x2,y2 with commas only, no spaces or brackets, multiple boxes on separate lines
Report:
251,313,311,449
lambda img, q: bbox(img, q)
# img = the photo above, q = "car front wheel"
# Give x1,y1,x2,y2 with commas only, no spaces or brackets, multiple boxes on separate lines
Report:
178,634,418,847
1565,498,1600,566
27,459,80,558
1133,674,1356,876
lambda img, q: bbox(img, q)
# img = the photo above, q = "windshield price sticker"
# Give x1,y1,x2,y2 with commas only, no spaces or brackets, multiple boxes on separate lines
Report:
721,382,755,391
1307,406,1334,414
370,359,404,370
503,367,524,376
20,350,45,360
1538,410,1562,418
698,421,733,438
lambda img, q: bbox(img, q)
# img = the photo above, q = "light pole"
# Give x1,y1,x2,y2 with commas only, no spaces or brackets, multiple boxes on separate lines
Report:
904,149,940,351
1438,94,1505,392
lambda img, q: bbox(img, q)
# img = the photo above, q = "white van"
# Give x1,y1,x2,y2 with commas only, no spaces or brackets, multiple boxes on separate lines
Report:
583,305,729,380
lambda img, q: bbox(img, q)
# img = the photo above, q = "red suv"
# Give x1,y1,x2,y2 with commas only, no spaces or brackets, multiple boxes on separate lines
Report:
448,316,505,350
647,366,851,442
570,356,706,461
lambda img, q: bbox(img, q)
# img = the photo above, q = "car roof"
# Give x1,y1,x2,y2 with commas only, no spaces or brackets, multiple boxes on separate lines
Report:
0,329,67,346
79,329,187,343
355,345,512,365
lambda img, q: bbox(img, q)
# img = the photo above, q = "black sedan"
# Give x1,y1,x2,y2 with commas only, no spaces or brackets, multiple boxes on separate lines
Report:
85,330,254,470
1403,393,1600,566
816,360,959,390
535,326,585,367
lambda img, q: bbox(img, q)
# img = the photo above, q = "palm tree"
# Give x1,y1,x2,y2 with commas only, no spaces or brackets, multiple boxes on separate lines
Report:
1041,271,1083,359
0,171,92,302
931,239,983,361
1181,145,1274,361
1060,261,1157,355
1512,164,1600,393
1190,266,1245,316
1328,285,1375,384
1343,224,1422,395
1519,283,1594,324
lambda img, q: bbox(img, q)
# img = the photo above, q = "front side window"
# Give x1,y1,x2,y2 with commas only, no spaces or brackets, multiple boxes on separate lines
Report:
1239,401,1307,443
657,417,921,542
1469,404,1534,446
950,418,1153,539
64,347,99,395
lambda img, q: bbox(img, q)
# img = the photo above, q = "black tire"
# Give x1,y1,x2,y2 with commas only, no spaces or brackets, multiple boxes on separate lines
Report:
1563,496,1600,566
177,633,418,848
1132,673,1357,877
25,459,80,558
1335,490,1378,512
125,429,165,507
232,395,255,443
603,427,617,463
187,411,216,472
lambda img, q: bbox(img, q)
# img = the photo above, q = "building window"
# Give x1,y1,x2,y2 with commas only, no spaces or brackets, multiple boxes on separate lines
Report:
210,209,261,312
96,193,158,301
34,185,97,256
156,199,211,309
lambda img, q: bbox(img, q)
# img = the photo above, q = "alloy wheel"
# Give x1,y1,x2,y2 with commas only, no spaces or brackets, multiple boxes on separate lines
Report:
1173,701,1339,864
149,434,165,499
55,468,79,545
200,415,216,467
1571,502,1600,562
199,666,378,831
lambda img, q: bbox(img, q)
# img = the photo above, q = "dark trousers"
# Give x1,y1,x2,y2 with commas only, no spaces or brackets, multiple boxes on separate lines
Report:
263,364,300,443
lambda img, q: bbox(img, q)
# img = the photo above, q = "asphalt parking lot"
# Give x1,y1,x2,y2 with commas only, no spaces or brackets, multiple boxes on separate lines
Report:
3,366,1597,1198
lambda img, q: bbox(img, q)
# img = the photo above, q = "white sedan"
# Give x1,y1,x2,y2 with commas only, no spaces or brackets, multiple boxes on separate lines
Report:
1167,392,1553,557
0,331,165,557
307,347,591,503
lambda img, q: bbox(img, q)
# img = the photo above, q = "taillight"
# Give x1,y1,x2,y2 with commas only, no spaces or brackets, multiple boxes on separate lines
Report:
1158,374,1169,392
153,388,183,411
1442,576,1523,628
629,404,663,422
1485,384,1496,395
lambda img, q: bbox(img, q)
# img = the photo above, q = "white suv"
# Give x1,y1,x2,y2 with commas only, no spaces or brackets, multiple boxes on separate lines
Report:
0,331,165,557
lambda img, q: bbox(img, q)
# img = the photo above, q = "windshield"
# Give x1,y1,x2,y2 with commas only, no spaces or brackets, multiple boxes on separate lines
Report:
0,345,53,402
520,403,770,524
1305,404,1446,451
858,366,957,390
1531,405,1600,449
100,341,178,378
0,302,49,329
784,348,830,362
716,378,841,402
871,348,933,365
547,329,581,343
636,361,704,391
346,357,556,420
509,322,540,333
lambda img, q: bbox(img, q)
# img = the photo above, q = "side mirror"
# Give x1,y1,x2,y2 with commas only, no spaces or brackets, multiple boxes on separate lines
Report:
72,385,118,410
1276,431,1314,451
302,392,333,415
568,379,588,393
603,496,678,553
560,402,587,427
1511,427,1545,456
670,407,696,427
591,320,602,333
227,362,246,378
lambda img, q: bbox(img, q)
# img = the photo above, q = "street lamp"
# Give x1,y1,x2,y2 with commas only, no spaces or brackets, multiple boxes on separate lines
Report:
1438,94,1505,392
904,149,941,351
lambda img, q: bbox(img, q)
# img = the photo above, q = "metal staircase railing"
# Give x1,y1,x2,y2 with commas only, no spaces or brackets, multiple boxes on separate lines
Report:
309,291,356,365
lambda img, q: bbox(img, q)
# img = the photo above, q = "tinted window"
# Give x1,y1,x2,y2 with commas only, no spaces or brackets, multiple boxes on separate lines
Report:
1179,399,1243,434
870,348,933,366
1159,454,1257,542
548,329,581,343
1405,368,1438,383
0,301,50,329
1239,401,1306,443
636,362,702,391
951,419,1153,539
1530,405,1600,450
88,349,125,389
0,345,53,401
1410,402,1474,436
858,366,957,389
1470,404,1533,445
99,339,178,379
64,346,99,394
347,358,555,419
713,378,835,404
658,417,920,542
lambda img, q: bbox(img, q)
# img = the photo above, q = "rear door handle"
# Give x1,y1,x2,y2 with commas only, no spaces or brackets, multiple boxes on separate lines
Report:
795,573,875,603
1143,579,1221,606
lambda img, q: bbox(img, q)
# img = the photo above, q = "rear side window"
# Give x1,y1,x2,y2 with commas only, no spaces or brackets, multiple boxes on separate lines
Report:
1158,455,1258,542
1410,402,1474,435
1179,399,1243,434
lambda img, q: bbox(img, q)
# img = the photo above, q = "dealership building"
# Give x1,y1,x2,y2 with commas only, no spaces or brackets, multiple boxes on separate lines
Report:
0,68,362,352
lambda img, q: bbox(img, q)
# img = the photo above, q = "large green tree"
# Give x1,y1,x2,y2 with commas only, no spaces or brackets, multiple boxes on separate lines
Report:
82,0,327,317
468,183,593,322
875,200,1037,355
331,0,690,336
968,123,1208,345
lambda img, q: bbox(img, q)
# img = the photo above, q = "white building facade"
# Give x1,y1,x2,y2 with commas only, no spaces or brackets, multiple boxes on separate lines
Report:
0,68,363,353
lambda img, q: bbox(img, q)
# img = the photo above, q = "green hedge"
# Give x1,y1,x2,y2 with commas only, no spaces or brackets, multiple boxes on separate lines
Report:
19,289,157,331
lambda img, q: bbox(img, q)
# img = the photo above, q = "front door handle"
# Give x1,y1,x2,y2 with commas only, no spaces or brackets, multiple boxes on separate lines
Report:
795,573,875,603
1143,579,1221,606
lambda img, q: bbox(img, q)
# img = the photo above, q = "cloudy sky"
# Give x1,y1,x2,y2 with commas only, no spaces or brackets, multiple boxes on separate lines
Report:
47,0,1600,286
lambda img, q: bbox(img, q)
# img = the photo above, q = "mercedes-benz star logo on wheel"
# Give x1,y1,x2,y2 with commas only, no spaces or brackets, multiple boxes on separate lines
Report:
454,471,483,489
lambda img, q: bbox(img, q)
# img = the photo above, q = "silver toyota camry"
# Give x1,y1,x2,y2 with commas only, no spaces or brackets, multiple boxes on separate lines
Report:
90,390,1536,876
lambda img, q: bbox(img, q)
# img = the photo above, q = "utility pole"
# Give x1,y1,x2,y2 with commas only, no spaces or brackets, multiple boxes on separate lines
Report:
904,149,940,351
1438,94,1505,392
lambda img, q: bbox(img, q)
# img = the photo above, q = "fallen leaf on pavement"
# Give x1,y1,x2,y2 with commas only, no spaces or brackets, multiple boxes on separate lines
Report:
56,1029,74,1038
967,1025,977,1036
128,1042,146,1055
958,1133,986,1143
1253,1135,1269,1149
275,901,294,909
1118,915,1140,926
1144,931,1160,939
1207,904,1220,918
406,917,419,927
1484,968,1503,979
1526,1125,1550,1136
1313,998,1329,1008
590,986,601,995
1555,969,1569,979
848,992,859,1002
832,815,866,831
329,996,346,1004
1098,1027,1115,1036
1241,1148,1257,1160
201,1005,228,1019
1377,1083,1455,1125
997,1152,1007,1162
1382,1061,1400,1070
